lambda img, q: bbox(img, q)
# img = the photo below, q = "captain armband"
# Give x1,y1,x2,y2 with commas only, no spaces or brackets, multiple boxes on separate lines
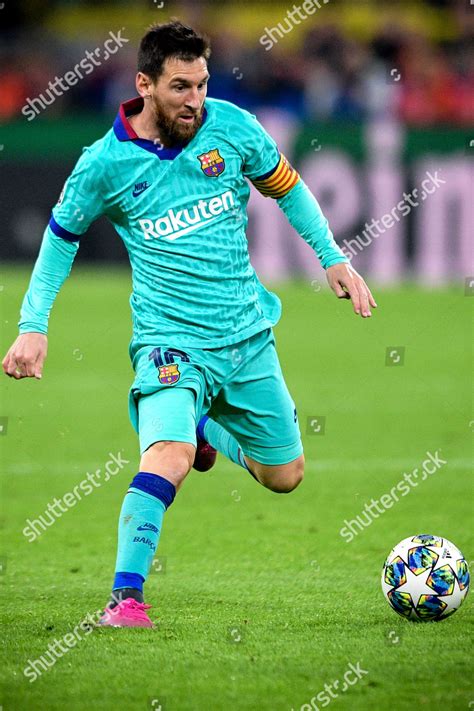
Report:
251,154,300,199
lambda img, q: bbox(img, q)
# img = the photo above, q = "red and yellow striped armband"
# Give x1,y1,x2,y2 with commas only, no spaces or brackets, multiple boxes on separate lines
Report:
251,154,300,199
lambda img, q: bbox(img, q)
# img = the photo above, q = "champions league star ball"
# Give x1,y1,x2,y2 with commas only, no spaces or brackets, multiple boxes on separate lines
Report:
381,535,470,621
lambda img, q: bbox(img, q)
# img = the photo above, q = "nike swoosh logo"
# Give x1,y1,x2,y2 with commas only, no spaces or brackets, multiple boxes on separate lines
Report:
133,184,151,197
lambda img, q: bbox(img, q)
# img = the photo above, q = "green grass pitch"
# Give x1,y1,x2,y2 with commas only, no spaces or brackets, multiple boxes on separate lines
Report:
1,267,472,710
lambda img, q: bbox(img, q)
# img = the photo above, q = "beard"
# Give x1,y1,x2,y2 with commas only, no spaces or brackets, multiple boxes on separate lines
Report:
151,96,203,147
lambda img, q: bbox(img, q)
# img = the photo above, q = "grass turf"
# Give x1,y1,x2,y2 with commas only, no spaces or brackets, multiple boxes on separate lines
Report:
0,267,472,710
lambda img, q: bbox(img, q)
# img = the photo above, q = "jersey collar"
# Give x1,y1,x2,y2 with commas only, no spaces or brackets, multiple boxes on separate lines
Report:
113,97,208,160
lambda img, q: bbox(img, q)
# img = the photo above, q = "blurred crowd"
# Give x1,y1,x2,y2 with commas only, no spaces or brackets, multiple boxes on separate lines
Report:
1,1,472,125
210,22,474,125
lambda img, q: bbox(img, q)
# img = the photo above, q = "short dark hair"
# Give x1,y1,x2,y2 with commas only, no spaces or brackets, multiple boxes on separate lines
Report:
138,20,211,82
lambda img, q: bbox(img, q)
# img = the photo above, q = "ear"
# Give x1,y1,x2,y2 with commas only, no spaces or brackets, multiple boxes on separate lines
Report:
136,72,154,99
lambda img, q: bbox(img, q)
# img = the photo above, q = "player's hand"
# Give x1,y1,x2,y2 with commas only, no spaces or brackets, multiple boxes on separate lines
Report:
326,263,377,318
2,333,48,380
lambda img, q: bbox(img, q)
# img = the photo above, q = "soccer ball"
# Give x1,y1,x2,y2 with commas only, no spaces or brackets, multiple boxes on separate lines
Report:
381,534,470,621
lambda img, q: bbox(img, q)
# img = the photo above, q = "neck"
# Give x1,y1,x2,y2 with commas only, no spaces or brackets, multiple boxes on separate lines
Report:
128,100,161,142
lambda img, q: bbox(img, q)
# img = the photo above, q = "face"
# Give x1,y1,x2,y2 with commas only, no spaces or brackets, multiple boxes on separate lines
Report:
140,56,209,146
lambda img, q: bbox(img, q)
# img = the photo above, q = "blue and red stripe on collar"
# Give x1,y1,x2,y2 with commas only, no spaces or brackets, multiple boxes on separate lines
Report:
113,97,145,141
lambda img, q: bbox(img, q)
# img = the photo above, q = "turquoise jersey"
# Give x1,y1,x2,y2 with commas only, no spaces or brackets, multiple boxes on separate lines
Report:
50,97,286,356
20,97,347,355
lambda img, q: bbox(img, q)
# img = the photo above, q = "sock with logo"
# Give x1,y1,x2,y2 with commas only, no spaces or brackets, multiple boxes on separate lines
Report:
111,472,176,604
197,415,257,478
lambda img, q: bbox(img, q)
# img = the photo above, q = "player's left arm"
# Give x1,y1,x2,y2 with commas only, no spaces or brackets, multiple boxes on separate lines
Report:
252,157,377,318
238,109,376,318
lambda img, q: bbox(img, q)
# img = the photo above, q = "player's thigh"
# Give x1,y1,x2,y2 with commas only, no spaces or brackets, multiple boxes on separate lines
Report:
128,341,208,454
137,387,197,486
214,329,303,467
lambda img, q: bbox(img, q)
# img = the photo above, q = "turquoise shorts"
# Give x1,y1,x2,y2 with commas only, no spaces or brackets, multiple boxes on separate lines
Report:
128,328,303,465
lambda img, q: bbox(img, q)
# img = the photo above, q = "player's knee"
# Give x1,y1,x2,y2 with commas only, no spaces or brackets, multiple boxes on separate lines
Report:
274,459,304,493
140,440,195,482
256,455,304,494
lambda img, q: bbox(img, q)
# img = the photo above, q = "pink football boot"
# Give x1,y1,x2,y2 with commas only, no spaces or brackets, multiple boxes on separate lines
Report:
99,598,154,628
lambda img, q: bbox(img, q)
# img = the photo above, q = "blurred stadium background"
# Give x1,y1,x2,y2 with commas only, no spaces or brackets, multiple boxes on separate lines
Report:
1,0,472,284
1,3,473,709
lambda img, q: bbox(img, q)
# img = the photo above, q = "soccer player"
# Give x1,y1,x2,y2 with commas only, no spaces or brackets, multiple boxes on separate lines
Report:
2,21,376,628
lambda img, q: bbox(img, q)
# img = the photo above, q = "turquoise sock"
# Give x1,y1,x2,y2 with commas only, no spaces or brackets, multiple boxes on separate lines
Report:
198,415,252,473
113,472,176,592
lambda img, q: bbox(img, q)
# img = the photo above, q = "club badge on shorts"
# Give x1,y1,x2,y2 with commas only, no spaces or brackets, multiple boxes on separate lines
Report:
158,364,180,385
197,149,225,177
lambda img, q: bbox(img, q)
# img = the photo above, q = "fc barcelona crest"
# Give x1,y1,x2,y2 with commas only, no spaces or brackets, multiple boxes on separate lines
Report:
158,363,180,385
197,149,225,177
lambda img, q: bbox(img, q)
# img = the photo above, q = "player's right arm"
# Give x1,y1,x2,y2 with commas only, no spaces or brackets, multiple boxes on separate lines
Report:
2,146,105,380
